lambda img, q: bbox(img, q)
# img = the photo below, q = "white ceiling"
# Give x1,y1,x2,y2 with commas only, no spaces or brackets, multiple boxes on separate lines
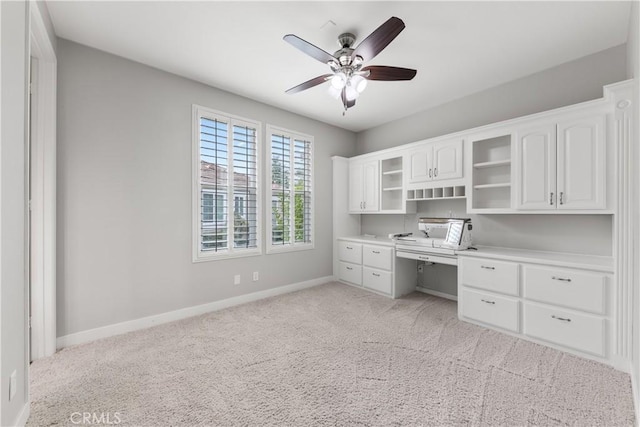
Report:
47,1,631,133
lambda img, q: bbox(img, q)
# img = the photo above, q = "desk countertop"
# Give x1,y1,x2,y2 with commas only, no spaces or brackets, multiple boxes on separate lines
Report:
457,245,614,273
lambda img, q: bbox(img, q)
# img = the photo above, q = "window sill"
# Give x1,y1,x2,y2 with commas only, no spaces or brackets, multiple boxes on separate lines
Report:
266,243,314,255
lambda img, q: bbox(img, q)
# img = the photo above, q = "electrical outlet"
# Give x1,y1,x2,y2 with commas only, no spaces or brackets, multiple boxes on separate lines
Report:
9,370,16,401
252,272,259,281
234,274,241,285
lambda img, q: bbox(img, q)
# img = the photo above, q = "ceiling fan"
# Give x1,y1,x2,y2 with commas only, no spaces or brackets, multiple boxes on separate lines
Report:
284,17,417,113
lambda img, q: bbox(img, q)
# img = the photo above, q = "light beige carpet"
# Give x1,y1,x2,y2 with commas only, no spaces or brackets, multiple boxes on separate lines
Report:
29,282,634,426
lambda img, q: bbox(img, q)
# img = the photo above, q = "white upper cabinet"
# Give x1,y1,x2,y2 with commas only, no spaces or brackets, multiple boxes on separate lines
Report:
515,114,606,211
516,124,557,209
557,116,605,210
349,160,379,213
433,139,464,181
407,138,463,184
407,144,433,183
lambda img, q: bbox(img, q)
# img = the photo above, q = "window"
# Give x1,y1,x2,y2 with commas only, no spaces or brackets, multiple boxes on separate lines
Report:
193,106,260,261
267,125,313,253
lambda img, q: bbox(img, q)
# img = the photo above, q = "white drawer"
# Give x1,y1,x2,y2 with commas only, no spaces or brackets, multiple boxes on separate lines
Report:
459,257,519,296
523,266,606,314
523,302,605,357
338,262,362,286
460,288,520,332
363,245,393,271
363,267,392,295
338,241,362,264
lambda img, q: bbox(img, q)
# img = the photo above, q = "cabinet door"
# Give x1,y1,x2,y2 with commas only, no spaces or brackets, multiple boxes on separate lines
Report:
516,124,557,210
348,162,364,212
407,146,433,183
432,139,463,181
557,115,605,210
362,161,379,212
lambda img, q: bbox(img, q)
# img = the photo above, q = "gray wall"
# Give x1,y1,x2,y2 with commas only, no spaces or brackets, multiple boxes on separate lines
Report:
357,44,627,155
1,1,29,425
57,39,357,337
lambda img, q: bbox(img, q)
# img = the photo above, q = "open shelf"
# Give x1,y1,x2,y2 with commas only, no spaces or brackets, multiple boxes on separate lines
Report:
474,182,511,190
407,185,466,201
473,159,511,169
471,134,512,210
380,156,405,211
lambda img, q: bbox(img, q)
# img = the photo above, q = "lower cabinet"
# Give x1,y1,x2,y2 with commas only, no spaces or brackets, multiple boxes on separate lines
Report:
338,261,362,286
458,255,610,363
363,267,393,294
460,288,520,333
336,238,417,299
523,302,605,357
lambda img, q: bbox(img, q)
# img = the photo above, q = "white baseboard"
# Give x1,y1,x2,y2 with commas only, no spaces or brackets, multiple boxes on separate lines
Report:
14,401,30,427
416,286,458,301
57,276,333,349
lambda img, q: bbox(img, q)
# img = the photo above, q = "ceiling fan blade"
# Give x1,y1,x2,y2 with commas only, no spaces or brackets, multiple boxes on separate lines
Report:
284,34,336,64
285,74,333,94
341,88,356,109
351,17,405,62
362,66,417,81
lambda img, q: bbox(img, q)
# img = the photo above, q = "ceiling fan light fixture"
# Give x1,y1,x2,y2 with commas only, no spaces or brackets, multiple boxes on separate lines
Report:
330,73,347,89
345,84,360,101
351,75,368,93
327,85,342,100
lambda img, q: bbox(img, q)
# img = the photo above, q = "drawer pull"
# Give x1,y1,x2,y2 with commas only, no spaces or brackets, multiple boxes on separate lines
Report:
552,276,572,282
552,315,571,322
346,246,353,250
481,299,496,305
481,266,495,270
372,273,380,277
346,267,353,271
372,250,380,254
419,256,430,260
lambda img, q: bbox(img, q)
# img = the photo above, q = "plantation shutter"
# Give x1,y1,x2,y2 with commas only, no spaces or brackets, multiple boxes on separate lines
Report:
268,127,313,250
196,107,260,259
200,117,229,252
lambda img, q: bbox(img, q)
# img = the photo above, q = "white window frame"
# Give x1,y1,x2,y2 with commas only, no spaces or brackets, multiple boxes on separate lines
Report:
192,105,261,262
266,125,314,254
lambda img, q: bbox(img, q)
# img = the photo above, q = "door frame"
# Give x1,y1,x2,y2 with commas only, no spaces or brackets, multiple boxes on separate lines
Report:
29,3,56,360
